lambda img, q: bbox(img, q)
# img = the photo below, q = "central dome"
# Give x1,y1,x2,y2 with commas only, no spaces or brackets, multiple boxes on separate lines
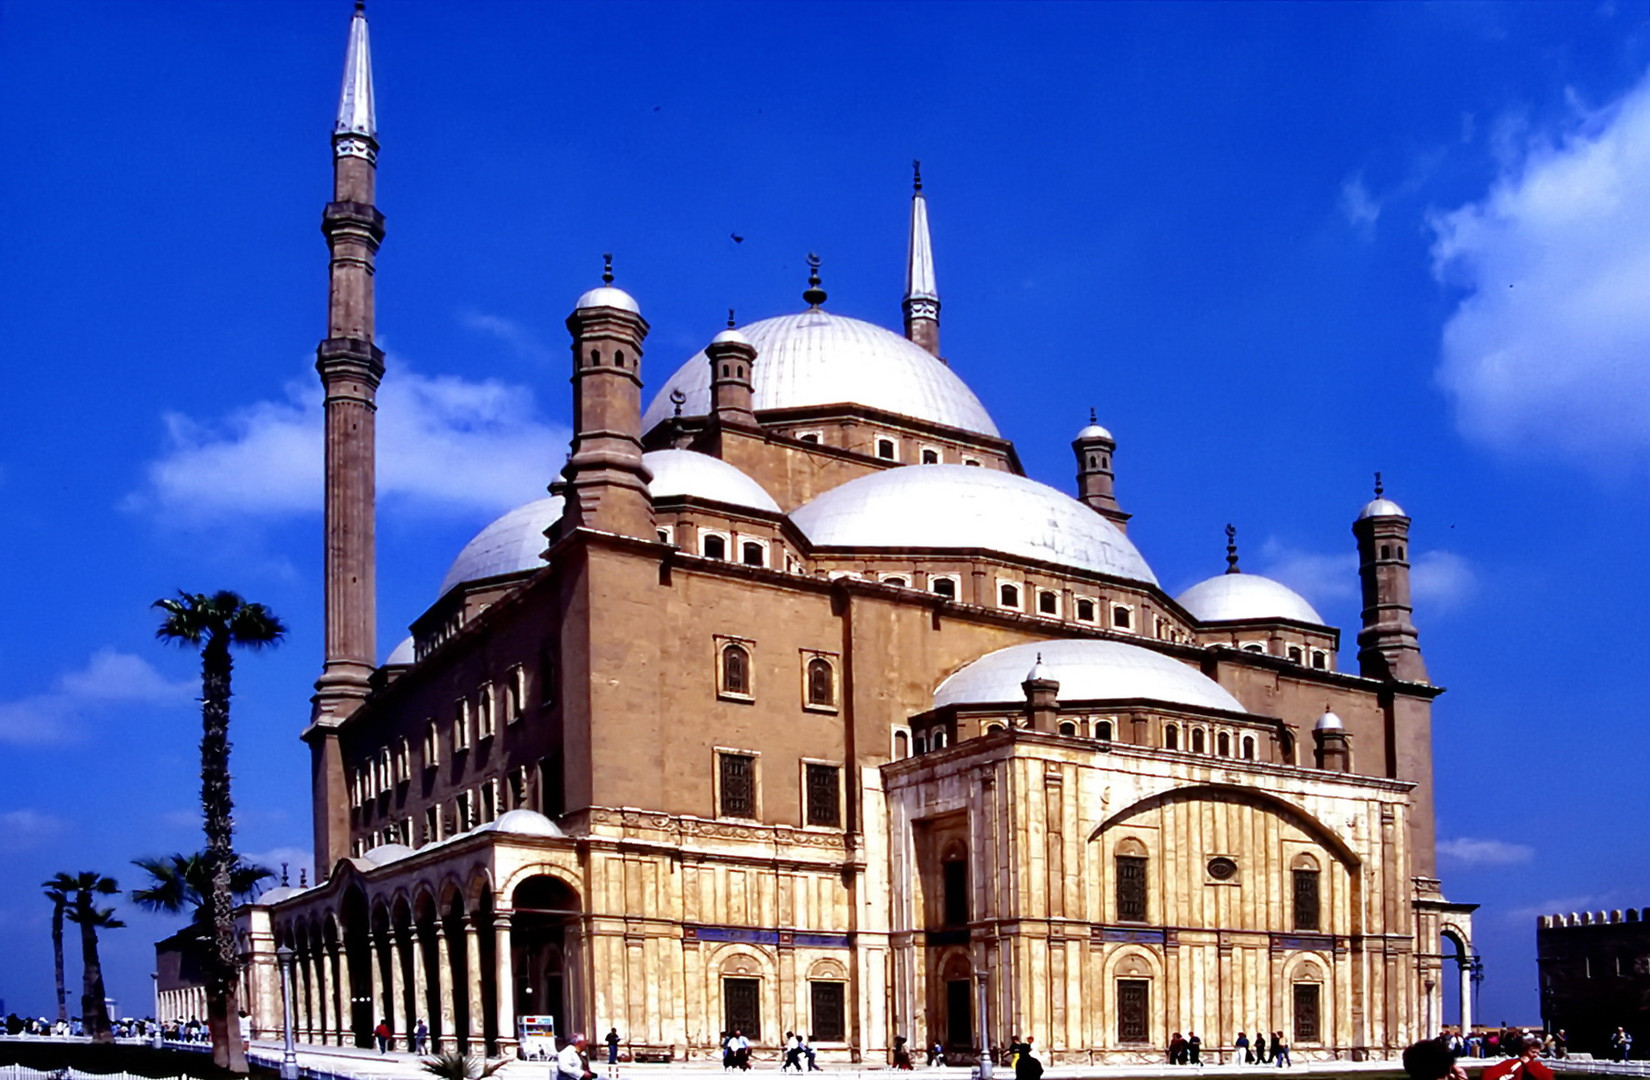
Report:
642,310,999,437
789,465,1157,585
935,639,1244,712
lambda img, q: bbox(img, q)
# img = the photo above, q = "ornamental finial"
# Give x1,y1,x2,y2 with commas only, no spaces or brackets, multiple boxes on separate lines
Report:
299,869,307,888
1089,407,1097,425
280,862,290,887
1225,524,1240,574
803,253,827,307
913,159,923,193
1373,471,1384,497
727,308,736,329
602,253,614,286
670,388,686,418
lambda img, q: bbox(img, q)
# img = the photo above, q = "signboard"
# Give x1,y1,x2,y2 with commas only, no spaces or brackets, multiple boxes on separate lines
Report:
519,1015,557,1061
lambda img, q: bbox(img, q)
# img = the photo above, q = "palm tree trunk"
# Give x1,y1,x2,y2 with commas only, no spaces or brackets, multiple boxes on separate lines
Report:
77,895,112,1043
200,636,248,1073
51,900,67,1023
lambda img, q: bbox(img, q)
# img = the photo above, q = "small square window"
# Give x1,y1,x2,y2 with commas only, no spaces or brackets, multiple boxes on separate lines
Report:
741,541,766,567
1311,651,1327,670
1038,590,1058,615
1113,605,1132,629
719,752,756,818
1076,598,1096,622
999,583,1020,609
702,533,728,561
877,438,897,460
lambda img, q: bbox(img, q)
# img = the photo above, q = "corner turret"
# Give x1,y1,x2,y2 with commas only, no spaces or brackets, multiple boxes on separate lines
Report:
1352,473,1426,682
1073,410,1129,531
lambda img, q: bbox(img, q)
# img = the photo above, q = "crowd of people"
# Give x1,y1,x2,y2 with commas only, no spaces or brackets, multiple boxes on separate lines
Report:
1,1014,172,1040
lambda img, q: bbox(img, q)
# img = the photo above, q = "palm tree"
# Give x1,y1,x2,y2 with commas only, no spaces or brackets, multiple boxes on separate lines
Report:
131,852,275,961
154,590,286,1074
42,873,77,1024
65,871,123,1043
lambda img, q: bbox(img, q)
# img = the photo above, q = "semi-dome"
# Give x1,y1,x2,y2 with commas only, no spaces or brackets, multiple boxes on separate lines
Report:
1358,497,1406,520
1176,573,1325,626
935,639,1244,713
439,496,563,597
644,449,779,512
789,465,1157,585
574,285,639,314
642,310,999,437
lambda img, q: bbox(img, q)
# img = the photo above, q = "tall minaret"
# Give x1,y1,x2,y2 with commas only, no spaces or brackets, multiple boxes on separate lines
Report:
307,0,383,878
903,160,941,359
1352,473,1426,683
1073,410,1129,531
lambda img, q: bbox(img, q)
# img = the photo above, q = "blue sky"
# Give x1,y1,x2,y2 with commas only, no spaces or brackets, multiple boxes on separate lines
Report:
3,0,1649,1029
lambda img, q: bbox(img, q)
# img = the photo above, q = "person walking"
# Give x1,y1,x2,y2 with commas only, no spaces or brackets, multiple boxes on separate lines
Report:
784,1032,804,1072
1170,1032,1186,1065
893,1034,914,1070
1272,1032,1289,1068
1234,1032,1250,1065
1188,1032,1202,1066
374,1018,391,1054
802,1033,820,1071
606,1028,621,1065
1253,1032,1267,1064
414,1018,429,1054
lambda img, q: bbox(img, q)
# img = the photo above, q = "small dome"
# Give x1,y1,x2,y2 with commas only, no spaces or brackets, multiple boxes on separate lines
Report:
1075,422,1113,442
936,639,1243,712
643,310,998,437
574,285,640,314
359,843,414,867
385,636,415,666
439,496,563,597
790,465,1157,585
1025,655,1053,684
255,884,308,906
710,326,751,346
473,809,565,838
644,449,779,512
1358,497,1407,520
1315,708,1344,732
1176,573,1325,626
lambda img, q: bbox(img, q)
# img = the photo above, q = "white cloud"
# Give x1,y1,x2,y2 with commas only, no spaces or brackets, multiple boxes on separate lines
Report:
242,846,316,887
460,309,554,364
1339,173,1382,236
1256,540,1358,607
0,810,69,852
1411,549,1477,611
128,362,568,523
1432,70,1650,471
0,648,194,746
1438,836,1535,867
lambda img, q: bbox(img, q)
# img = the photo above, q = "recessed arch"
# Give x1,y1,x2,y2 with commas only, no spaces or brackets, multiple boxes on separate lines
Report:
1089,783,1362,873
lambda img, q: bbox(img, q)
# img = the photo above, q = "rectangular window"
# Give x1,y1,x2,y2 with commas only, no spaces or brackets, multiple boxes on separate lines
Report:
508,766,528,810
805,763,841,827
810,981,846,1043
1293,869,1321,931
942,860,969,927
424,804,441,844
457,790,475,831
481,779,497,823
539,752,564,817
1293,982,1320,1043
477,686,496,739
394,738,411,784
723,977,761,1038
423,721,440,768
1116,855,1148,922
1117,979,1150,1043
720,753,756,818
507,665,525,723
453,698,472,750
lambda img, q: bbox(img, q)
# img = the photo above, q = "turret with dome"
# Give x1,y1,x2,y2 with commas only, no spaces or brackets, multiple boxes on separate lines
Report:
201,12,1476,1068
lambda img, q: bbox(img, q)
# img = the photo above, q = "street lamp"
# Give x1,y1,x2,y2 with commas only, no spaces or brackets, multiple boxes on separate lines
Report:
275,944,300,1080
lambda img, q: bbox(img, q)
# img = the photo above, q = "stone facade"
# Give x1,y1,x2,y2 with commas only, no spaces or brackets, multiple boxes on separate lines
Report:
179,4,1479,1067
1538,909,1650,1059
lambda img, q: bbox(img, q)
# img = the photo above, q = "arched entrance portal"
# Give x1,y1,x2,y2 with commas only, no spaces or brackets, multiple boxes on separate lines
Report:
341,887,373,1048
1441,928,1477,1032
512,877,582,1039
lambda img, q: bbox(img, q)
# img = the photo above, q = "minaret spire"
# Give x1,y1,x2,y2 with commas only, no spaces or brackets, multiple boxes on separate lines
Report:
903,160,942,359
307,0,387,880
1225,524,1240,574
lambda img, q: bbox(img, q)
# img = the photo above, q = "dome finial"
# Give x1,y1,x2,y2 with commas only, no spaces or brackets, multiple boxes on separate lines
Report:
280,861,290,887
602,253,614,286
1225,523,1240,574
913,159,923,193
1373,470,1383,497
727,308,736,329
670,388,686,418
803,252,827,307
298,868,307,888
1089,406,1097,425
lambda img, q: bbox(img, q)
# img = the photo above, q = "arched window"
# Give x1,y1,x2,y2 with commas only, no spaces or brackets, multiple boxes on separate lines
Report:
702,534,727,561
1164,724,1178,750
1397,545,1406,560
1217,732,1231,756
877,439,897,460
883,576,908,588
1113,606,1132,629
1097,720,1113,742
588,348,599,366
1191,728,1206,754
999,583,1019,608
931,577,957,599
913,734,928,754
941,849,969,926
1381,544,1391,559
1076,598,1096,622
1059,721,1077,736
741,541,765,567
1280,732,1296,765
894,731,910,759
921,448,939,464
1038,591,1058,615
721,363,730,376
806,658,835,707
722,644,750,696
1311,651,1326,670
1288,646,1303,663
614,349,625,367
1241,736,1256,760
932,729,948,749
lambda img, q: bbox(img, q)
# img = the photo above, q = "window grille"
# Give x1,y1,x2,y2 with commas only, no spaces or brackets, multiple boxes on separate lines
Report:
720,753,755,818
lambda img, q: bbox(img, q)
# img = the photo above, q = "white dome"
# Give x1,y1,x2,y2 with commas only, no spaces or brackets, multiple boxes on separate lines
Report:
1315,709,1344,732
255,884,309,906
439,496,562,597
710,327,750,346
1358,497,1406,520
359,843,414,867
642,310,999,437
1075,423,1113,441
473,809,565,838
789,465,1157,585
385,636,415,665
644,449,779,512
935,639,1244,713
574,285,639,314
1176,573,1325,626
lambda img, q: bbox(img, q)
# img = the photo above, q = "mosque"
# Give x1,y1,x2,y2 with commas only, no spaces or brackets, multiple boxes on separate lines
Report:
160,3,1479,1065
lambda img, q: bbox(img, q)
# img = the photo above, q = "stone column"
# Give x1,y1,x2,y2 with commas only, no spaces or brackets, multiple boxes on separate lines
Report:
464,916,485,1054
410,923,430,1049
389,930,407,1050
369,932,386,1038
1458,958,1473,1035
494,913,517,1057
301,950,316,1042
436,924,458,1052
